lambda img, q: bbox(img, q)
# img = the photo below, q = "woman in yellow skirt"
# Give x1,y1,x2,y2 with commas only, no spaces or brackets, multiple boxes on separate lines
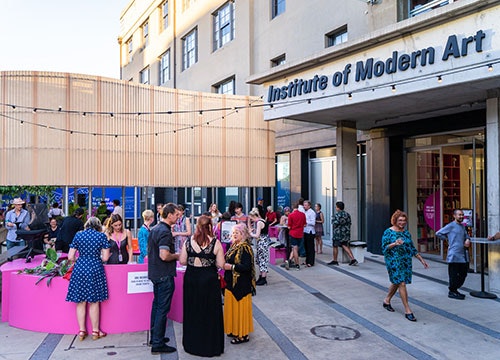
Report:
223,223,256,344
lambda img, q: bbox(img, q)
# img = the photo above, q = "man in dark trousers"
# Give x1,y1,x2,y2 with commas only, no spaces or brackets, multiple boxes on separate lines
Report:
56,207,84,253
148,202,180,355
436,209,471,300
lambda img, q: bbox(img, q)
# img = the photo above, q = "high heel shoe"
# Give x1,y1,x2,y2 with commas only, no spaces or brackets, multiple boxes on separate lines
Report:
92,330,107,340
78,330,87,341
256,276,267,286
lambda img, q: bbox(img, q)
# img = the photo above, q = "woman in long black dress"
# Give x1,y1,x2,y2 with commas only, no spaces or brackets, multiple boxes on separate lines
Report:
179,215,225,357
66,217,111,341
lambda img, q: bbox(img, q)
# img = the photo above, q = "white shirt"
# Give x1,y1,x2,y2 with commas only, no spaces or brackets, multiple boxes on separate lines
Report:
112,205,124,219
304,208,316,235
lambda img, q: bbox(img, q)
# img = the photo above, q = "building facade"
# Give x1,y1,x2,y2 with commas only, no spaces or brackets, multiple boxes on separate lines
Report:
119,0,500,294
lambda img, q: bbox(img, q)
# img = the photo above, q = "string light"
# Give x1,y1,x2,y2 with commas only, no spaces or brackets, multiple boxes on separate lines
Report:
391,85,396,93
32,108,37,113
488,64,493,72
82,112,86,117
58,106,62,112
348,93,353,100
307,99,311,104
437,75,442,83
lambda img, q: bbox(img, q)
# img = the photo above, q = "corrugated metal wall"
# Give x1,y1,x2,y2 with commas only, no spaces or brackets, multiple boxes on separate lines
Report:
0,71,275,187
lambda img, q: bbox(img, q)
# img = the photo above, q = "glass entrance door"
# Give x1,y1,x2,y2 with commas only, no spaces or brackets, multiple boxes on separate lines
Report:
406,131,485,258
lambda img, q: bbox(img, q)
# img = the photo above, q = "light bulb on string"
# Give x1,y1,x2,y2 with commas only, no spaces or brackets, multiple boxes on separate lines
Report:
437,75,442,83
488,64,493,72
348,93,353,100
391,85,396,93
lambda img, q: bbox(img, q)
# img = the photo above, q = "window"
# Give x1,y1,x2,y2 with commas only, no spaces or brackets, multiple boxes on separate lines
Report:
126,38,133,62
271,54,286,67
271,0,285,19
140,67,150,84
182,28,198,70
161,1,168,30
214,77,235,95
160,50,170,85
213,1,235,51
326,26,348,48
409,0,454,18
142,21,149,47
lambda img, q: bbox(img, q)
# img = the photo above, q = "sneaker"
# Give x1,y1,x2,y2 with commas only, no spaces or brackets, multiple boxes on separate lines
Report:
295,264,300,271
448,291,465,300
285,260,290,270
151,345,176,354
327,260,339,266
349,259,358,266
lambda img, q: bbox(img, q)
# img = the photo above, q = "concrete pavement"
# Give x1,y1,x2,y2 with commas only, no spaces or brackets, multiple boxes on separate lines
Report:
1,247,499,360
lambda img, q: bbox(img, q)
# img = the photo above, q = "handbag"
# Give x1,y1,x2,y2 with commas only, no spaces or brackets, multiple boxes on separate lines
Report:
63,265,74,281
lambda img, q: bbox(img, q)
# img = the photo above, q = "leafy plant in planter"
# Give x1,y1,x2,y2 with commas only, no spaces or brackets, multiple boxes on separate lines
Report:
17,248,73,286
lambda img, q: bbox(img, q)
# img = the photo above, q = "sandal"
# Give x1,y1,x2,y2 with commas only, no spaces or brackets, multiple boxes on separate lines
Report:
230,335,249,344
78,330,87,341
92,330,107,340
383,302,395,312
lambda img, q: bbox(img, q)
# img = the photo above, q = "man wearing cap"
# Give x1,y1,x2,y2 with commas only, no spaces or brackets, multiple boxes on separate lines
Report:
56,208,84,253
4,198,31,249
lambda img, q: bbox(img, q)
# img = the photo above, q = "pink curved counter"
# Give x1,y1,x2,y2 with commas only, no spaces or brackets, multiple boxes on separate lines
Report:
1,255,184,334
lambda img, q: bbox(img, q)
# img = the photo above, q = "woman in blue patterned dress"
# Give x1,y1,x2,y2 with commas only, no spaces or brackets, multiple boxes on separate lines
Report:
66,217,110,341
382,210,428,322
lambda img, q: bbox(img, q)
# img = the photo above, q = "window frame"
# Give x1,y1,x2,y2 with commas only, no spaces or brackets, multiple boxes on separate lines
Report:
182,28,198,70
213,1,235,51
271,54,286,68
140,67,150,85
126,38,133,62
142,20,149,48
213,76,235,95
271,0,286,19
161,1,169,31
325,26,348,48
159,50,170,85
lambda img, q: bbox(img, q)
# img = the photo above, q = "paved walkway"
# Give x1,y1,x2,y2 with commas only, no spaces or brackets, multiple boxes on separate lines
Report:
1,248,499,360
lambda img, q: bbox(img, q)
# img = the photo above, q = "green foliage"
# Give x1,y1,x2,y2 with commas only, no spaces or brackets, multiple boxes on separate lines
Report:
17,248,73,287
0,186,57,203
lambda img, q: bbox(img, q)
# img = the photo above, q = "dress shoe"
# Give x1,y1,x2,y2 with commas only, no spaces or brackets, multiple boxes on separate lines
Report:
151,345,176,354
327,260,339,265
448,291,465,300
405,313,417,322
149,337,170,345
383,302,395,312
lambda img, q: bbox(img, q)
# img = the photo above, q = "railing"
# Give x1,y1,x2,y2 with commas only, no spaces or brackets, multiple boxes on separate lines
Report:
409,0,454,18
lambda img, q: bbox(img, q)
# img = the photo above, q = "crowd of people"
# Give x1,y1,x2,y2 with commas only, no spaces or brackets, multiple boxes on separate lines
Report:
1,194,488,355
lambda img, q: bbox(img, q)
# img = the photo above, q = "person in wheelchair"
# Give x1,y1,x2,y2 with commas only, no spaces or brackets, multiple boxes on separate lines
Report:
4,198,31,250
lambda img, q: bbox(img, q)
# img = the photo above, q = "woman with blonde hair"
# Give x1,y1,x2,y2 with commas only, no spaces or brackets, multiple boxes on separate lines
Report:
137,209,154,264
105,214,133,264
223,223,256,344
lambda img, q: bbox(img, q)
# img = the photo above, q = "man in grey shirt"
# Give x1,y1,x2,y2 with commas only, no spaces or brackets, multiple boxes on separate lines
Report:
435,209,471,300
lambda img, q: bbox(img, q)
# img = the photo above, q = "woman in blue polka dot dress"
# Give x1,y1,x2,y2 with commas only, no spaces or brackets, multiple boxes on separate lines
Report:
66,217,111,341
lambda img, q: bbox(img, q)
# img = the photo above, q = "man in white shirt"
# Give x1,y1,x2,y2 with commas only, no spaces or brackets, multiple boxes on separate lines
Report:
112,199,124,219
303,200,316,267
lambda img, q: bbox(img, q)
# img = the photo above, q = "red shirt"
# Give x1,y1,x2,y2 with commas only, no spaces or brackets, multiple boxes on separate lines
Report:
266,211,277,224
287,209,306,238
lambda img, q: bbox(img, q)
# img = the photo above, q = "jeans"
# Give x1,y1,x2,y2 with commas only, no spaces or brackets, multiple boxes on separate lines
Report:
448,262,468,292
6,239,25,250
150,276,175,347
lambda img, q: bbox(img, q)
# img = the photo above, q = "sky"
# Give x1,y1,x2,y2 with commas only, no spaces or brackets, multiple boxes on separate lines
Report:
0,0,130,79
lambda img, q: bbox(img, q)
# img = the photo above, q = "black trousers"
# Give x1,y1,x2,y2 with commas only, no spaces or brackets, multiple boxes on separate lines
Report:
304,232,315,266
448,262,468,292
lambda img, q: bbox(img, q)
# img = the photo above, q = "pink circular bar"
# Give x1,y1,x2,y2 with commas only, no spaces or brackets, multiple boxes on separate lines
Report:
1,256,184,334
